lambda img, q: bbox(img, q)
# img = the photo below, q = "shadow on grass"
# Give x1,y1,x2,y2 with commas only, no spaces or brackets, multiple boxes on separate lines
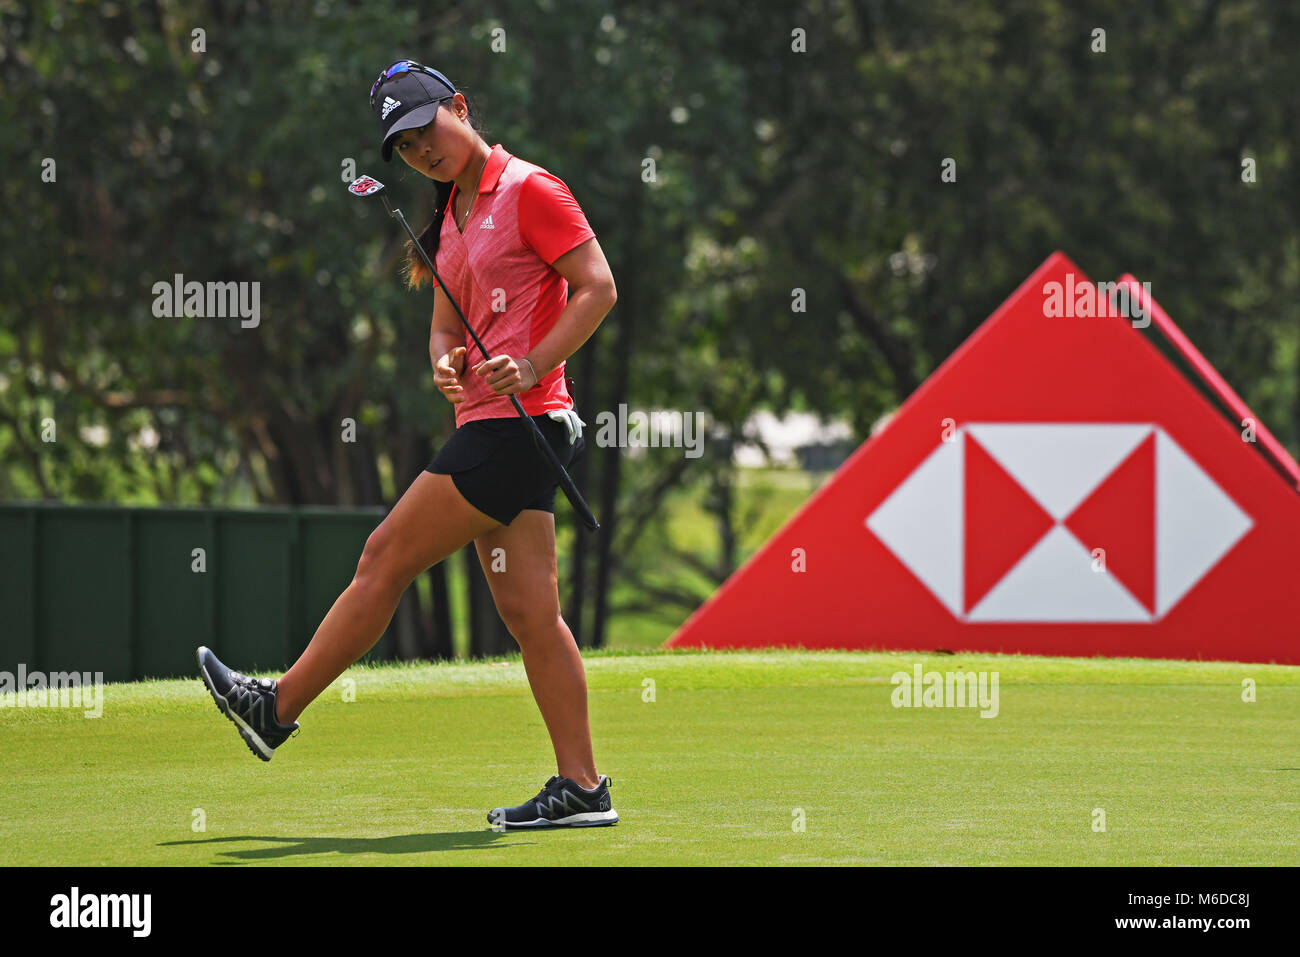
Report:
159,830,530,863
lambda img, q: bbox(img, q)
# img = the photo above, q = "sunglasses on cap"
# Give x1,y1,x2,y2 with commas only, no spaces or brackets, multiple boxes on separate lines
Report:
369,60,449,108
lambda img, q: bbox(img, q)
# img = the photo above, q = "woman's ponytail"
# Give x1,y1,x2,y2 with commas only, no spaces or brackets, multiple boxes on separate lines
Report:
403,178,453,289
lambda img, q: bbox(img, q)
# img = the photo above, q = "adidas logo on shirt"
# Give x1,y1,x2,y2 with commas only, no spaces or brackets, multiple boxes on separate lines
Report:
381,96,402,120
480,215,495,229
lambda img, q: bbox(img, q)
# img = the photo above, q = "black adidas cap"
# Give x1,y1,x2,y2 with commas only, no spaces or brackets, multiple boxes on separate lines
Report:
371,61,460,162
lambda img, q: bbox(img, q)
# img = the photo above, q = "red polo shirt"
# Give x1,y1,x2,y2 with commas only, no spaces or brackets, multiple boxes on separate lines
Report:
432,143,595,426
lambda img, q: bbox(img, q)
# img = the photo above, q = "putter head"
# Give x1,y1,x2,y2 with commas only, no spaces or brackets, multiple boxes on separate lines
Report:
347,174,385,197
347,174,395,215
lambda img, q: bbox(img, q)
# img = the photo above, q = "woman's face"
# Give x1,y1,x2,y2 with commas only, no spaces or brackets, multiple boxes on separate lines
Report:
393,93,474,181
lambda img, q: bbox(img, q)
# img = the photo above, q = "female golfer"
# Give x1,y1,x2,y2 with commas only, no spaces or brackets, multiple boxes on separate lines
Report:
197,60,619,830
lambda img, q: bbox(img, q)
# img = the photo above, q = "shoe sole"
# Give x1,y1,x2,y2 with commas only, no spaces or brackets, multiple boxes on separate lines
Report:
196,646,275,762
488,809,620,830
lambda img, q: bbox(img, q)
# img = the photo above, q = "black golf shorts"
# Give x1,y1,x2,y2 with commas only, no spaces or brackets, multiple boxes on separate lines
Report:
426,413,586,526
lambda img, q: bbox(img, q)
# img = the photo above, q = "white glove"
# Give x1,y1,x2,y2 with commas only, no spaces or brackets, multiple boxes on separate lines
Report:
546,409,585,445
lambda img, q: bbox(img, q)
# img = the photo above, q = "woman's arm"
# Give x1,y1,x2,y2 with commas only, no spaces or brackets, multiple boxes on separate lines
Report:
472,237,617,395
430,286,468,404
523,237,617,376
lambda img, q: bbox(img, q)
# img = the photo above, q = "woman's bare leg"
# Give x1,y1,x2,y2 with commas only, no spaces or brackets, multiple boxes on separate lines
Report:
474,509,599,789
275,471,500,723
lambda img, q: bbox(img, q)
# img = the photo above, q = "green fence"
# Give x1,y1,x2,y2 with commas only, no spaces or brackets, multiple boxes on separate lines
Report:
0,502,388,682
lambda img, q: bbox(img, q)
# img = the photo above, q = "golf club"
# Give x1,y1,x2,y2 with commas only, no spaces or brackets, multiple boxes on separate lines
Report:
348,174,600,531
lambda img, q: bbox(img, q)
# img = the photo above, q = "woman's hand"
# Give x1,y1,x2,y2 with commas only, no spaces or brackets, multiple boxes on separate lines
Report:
473,354,538,395
434,346,467,404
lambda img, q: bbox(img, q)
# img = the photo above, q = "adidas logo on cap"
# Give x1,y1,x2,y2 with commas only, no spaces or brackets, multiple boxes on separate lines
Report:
381,96,402,120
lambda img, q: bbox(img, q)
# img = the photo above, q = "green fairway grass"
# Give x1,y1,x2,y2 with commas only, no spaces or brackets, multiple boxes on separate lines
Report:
2,649,1297,866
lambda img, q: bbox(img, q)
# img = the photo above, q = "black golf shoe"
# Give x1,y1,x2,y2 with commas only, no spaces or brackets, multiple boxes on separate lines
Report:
196,646,299,761
488,774,619,830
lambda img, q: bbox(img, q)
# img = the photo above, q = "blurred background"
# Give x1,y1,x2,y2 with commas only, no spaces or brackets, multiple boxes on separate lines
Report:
2,0,1298,668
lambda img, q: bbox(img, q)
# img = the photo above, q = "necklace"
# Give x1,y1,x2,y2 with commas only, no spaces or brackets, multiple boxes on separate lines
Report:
457,151,489,230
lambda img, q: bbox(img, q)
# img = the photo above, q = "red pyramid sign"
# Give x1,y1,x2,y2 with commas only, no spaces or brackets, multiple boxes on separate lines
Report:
666,252,1300,664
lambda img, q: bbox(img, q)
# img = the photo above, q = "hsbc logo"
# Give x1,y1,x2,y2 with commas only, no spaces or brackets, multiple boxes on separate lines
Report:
866,423,1254,623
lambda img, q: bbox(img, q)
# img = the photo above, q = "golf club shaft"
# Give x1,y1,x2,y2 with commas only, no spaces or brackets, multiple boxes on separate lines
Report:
384,199,600,531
